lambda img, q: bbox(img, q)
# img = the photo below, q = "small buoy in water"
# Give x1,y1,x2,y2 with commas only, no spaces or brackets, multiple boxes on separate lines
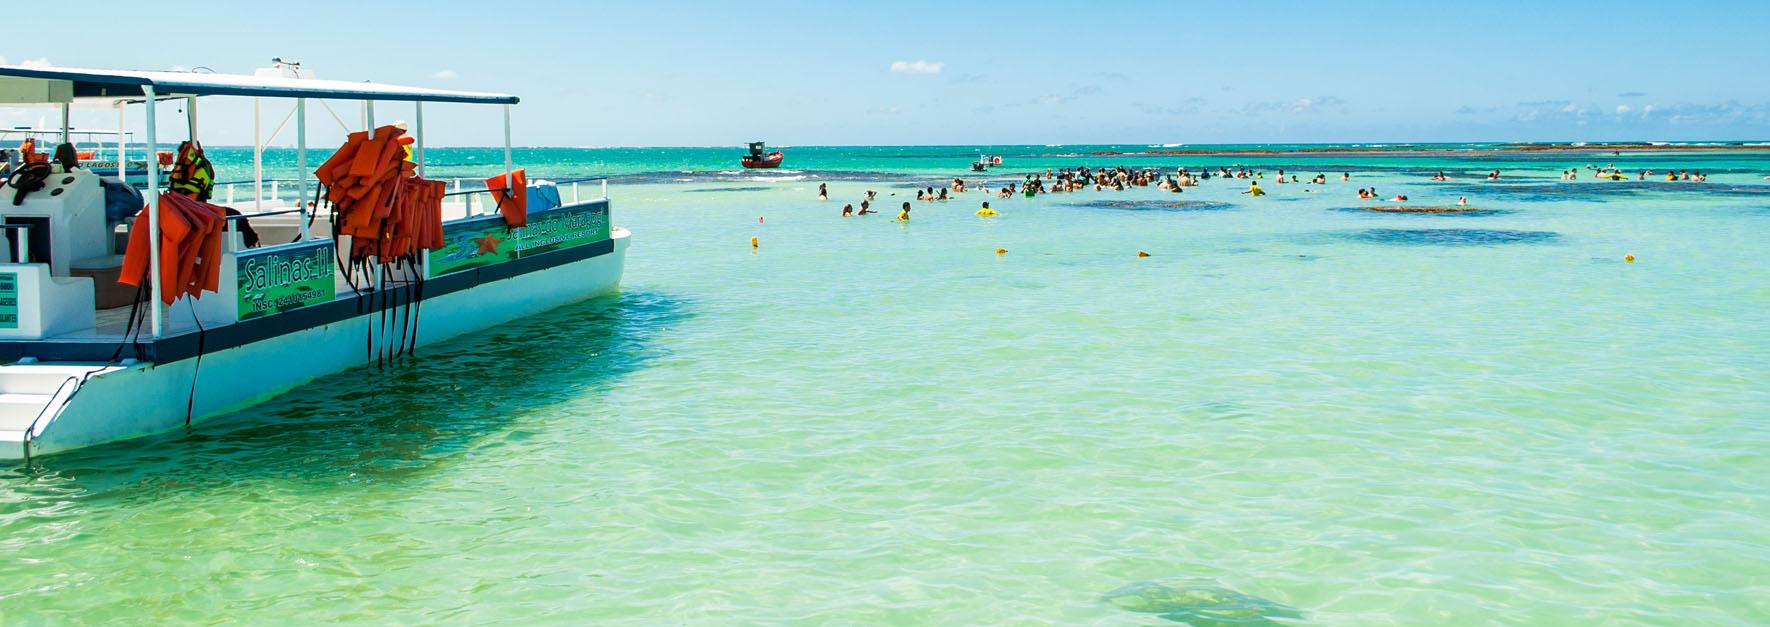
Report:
1625,253,1635,263
751,236,759,248
996,248,1007,255
1138,250,1151,257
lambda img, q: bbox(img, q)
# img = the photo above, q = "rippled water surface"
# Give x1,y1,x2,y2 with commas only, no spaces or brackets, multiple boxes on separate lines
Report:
5,148,1770,624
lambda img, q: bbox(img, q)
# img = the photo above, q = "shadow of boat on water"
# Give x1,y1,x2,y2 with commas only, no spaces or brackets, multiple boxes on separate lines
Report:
1104,579,1303,626
2,290,691,492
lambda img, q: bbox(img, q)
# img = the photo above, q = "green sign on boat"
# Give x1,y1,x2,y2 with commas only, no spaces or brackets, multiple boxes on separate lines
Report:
427,200,610,279
0,271,16,329
236,241,336,321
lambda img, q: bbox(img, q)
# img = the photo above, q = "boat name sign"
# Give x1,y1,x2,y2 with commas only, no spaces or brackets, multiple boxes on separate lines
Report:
236,242,337,321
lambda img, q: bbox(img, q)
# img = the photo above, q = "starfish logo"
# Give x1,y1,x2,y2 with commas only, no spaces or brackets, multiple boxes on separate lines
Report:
473,233,504,255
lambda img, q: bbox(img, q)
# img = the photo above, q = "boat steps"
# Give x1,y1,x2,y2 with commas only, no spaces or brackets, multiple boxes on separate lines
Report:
0,363,121,443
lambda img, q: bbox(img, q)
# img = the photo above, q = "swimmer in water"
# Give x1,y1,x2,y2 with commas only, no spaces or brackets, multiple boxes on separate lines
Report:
976,201,997,217
818,183,828,200
858,200,874,215
1456,196,1468,207
897,201,911,221
1242,181,1265,197
842,203,854,217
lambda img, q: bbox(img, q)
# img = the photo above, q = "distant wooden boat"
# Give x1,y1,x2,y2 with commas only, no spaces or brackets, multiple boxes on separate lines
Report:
742,142,783,169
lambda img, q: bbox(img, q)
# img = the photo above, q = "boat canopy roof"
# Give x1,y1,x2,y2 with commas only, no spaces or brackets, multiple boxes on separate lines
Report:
0,65,518,105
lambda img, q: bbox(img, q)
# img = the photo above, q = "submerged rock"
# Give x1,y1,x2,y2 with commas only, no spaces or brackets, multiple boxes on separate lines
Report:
1355,205,1490,214
1352,228,1560,246
1103,580,1301,625
1068,200,1234,212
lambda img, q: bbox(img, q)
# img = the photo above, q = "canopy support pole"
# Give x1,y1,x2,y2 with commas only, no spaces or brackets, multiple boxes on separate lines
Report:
59,103,70,145
143,87,162,338
502,104,513,193
414,102,425,178
253,97,263,212
186,97,198,143
115,102,126,181
297,98,308,242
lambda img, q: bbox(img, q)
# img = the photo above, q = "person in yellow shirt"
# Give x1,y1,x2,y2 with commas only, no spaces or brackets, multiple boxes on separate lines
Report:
1242,181,1265,197
975,201,997,217
897,201,911,221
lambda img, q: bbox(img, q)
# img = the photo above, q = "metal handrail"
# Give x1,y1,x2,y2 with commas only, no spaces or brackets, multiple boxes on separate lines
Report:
225,207,307,221
20,375,80,461
214,177,305,185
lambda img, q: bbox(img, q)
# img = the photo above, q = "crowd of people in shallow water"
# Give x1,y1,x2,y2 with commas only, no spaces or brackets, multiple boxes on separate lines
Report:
1554,164,1709,182
818,159,1732,219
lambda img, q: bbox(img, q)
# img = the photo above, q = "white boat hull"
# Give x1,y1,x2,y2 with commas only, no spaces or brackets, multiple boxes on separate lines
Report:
2,229,629,460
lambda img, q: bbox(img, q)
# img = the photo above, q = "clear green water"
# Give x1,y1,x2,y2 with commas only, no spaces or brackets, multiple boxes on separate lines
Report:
4,146,1770,624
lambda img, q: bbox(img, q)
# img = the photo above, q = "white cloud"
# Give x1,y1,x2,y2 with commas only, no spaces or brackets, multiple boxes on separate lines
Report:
889,60,944,75
0,56,7,65
432,69,458,79
21,58,52,68
1615,104,1632,115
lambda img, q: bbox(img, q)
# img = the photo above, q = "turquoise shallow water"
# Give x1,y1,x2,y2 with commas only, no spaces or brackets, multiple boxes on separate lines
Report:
5,145,1770,624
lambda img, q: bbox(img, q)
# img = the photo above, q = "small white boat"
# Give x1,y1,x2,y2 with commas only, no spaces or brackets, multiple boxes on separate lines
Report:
0,63,630,460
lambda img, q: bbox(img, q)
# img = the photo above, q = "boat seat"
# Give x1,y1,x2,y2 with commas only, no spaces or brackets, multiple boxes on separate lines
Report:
71,255,134,309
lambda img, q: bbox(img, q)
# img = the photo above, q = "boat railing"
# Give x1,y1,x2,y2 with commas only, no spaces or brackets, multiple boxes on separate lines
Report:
0,223,31,264
21,374,81,460
438,176,608,218
210,175,609,230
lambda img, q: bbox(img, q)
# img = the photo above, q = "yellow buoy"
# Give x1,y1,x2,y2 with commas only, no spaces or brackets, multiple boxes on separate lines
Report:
1625,253,1635,263
751,236,759,248
1137,250,1150,257
996,247,1007,255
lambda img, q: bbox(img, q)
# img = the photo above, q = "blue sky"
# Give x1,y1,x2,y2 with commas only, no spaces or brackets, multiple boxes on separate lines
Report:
6,0,1770,146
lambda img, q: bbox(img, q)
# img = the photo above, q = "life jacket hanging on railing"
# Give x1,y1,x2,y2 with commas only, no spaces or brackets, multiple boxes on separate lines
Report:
168,140,216,202
117,192,227,305
312,125,446,262
485,169,528,227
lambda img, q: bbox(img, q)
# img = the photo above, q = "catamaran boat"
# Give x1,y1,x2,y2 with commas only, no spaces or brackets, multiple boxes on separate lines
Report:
1,127,157,185
0,63,630,460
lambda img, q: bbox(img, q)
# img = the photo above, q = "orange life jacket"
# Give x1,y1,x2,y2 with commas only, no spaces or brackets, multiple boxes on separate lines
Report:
485,169,528,227
313,126,446,262
118,192,226,304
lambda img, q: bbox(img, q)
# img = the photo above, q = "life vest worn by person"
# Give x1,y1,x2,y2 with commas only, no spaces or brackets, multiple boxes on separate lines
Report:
168,140,216,201
484,169,528,227
18,137,45,164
